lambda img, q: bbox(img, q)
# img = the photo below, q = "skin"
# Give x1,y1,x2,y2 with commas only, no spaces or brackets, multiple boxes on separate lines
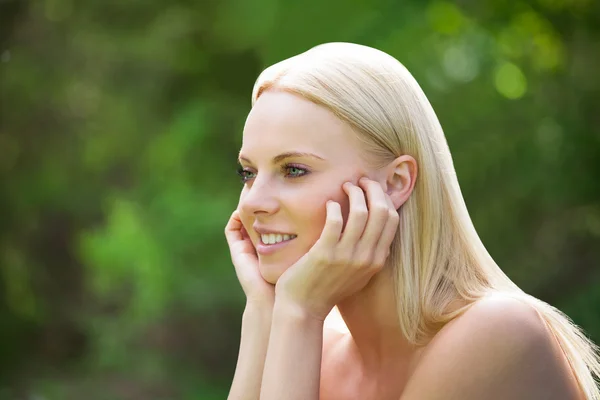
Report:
234,89,419,398
226,89,584,400
237,91,405,284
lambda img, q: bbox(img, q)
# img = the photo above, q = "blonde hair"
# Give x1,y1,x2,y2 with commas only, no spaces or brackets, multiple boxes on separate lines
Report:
250,42,600,398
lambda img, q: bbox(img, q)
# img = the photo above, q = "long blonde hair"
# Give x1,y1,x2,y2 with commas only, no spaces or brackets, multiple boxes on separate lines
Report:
250,42,600,399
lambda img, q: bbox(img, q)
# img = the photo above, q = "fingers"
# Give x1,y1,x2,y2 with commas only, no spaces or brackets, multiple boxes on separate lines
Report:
225,210,258,260
356,178,393,249
373,194,400,267
225,210,253,249
337,182,369,249
314,200,343,249
339,178,398,269
240,224,250,241
224,210,243,242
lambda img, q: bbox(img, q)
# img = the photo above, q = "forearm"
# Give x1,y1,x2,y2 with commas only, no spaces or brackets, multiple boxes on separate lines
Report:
228,302,273,400
260,300,325,400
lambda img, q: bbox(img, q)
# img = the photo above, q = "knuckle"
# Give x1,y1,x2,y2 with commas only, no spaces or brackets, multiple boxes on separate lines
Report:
372,255,386,269
350,185,365,194
315,248,334,264
371,262,384,272
334,250,350,263
346,254,358,265
352,208,368,219
320,255,333,265
328,216,344,227
311,252,327,265
361,179,376,189
373,204,388,215
353,253,373,268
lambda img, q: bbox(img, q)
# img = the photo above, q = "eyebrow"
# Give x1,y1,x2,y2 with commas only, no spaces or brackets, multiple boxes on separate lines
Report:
238,151,325,164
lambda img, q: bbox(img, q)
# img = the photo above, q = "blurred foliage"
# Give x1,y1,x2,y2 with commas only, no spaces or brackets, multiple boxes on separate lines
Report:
1,0,599,398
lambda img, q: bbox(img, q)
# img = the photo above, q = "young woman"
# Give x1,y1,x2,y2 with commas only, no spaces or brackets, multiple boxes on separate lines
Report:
225,42,599,399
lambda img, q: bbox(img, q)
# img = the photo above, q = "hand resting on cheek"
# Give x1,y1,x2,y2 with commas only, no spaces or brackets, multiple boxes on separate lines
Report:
225,210,275,306
274,176,400,321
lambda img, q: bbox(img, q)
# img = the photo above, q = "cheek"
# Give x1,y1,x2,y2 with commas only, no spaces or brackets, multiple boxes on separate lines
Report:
326,186,353,232
296,184,351,244
257,182,353,283
300,199,328,246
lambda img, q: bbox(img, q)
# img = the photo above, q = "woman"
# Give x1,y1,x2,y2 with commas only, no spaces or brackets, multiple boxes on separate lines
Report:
225,42,599,399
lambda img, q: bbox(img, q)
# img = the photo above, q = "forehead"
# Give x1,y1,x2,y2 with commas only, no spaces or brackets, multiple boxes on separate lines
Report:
241,90,363,161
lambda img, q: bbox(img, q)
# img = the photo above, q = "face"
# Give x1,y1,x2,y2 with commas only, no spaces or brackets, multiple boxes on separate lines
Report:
237,90,377,284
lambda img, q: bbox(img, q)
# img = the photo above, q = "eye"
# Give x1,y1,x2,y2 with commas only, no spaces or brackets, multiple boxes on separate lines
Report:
283,164,309,178
236,167,256,183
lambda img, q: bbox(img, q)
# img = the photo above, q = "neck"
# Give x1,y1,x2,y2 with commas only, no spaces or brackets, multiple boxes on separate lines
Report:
331,267,418,374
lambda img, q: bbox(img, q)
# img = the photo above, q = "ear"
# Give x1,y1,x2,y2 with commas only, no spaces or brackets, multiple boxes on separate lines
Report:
381,155,417,210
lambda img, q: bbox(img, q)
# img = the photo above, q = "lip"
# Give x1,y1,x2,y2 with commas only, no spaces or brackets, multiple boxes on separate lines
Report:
253,225,296,236
256,237,296,256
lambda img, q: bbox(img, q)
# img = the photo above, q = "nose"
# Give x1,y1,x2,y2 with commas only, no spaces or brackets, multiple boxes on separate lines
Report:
238,178,280,216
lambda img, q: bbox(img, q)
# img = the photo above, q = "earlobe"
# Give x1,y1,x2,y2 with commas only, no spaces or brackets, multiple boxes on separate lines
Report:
386,184,407,210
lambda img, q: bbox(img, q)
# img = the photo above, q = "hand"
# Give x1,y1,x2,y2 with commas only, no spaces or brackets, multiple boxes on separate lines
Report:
225,210,275,306
274,177,400,320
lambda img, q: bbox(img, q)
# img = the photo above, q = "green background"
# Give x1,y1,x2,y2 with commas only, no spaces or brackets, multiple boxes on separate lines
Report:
1,0,599,398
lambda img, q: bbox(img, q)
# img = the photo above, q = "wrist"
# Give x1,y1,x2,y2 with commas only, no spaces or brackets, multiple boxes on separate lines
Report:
244,300,274,318
273,297,330,324
245,295,274,310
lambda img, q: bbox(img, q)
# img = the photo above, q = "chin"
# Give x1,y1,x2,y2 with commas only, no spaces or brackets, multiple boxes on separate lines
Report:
258,261,290,284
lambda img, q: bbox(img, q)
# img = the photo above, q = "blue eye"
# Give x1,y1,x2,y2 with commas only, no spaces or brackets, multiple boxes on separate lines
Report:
236,167,256,183
236,164,309,184
284,164,309,178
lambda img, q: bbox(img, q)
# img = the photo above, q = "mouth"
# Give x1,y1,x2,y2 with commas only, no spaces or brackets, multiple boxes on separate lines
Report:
259,233,298,245
256,233,297,256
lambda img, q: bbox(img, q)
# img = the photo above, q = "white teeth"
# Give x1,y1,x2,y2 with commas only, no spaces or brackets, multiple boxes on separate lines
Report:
260,233,297,245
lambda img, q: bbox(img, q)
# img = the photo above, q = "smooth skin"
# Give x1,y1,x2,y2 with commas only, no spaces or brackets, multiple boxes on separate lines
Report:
225,212,274,400
261,177,400,399
226,90,584,400
275,179,400,322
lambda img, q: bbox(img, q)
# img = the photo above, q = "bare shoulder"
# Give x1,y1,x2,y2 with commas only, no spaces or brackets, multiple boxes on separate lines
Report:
401,293,584,400
430,293,548,347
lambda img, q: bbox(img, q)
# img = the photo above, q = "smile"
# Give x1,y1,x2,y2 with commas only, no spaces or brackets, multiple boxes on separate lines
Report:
256,234,297,256
260,233,298,245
